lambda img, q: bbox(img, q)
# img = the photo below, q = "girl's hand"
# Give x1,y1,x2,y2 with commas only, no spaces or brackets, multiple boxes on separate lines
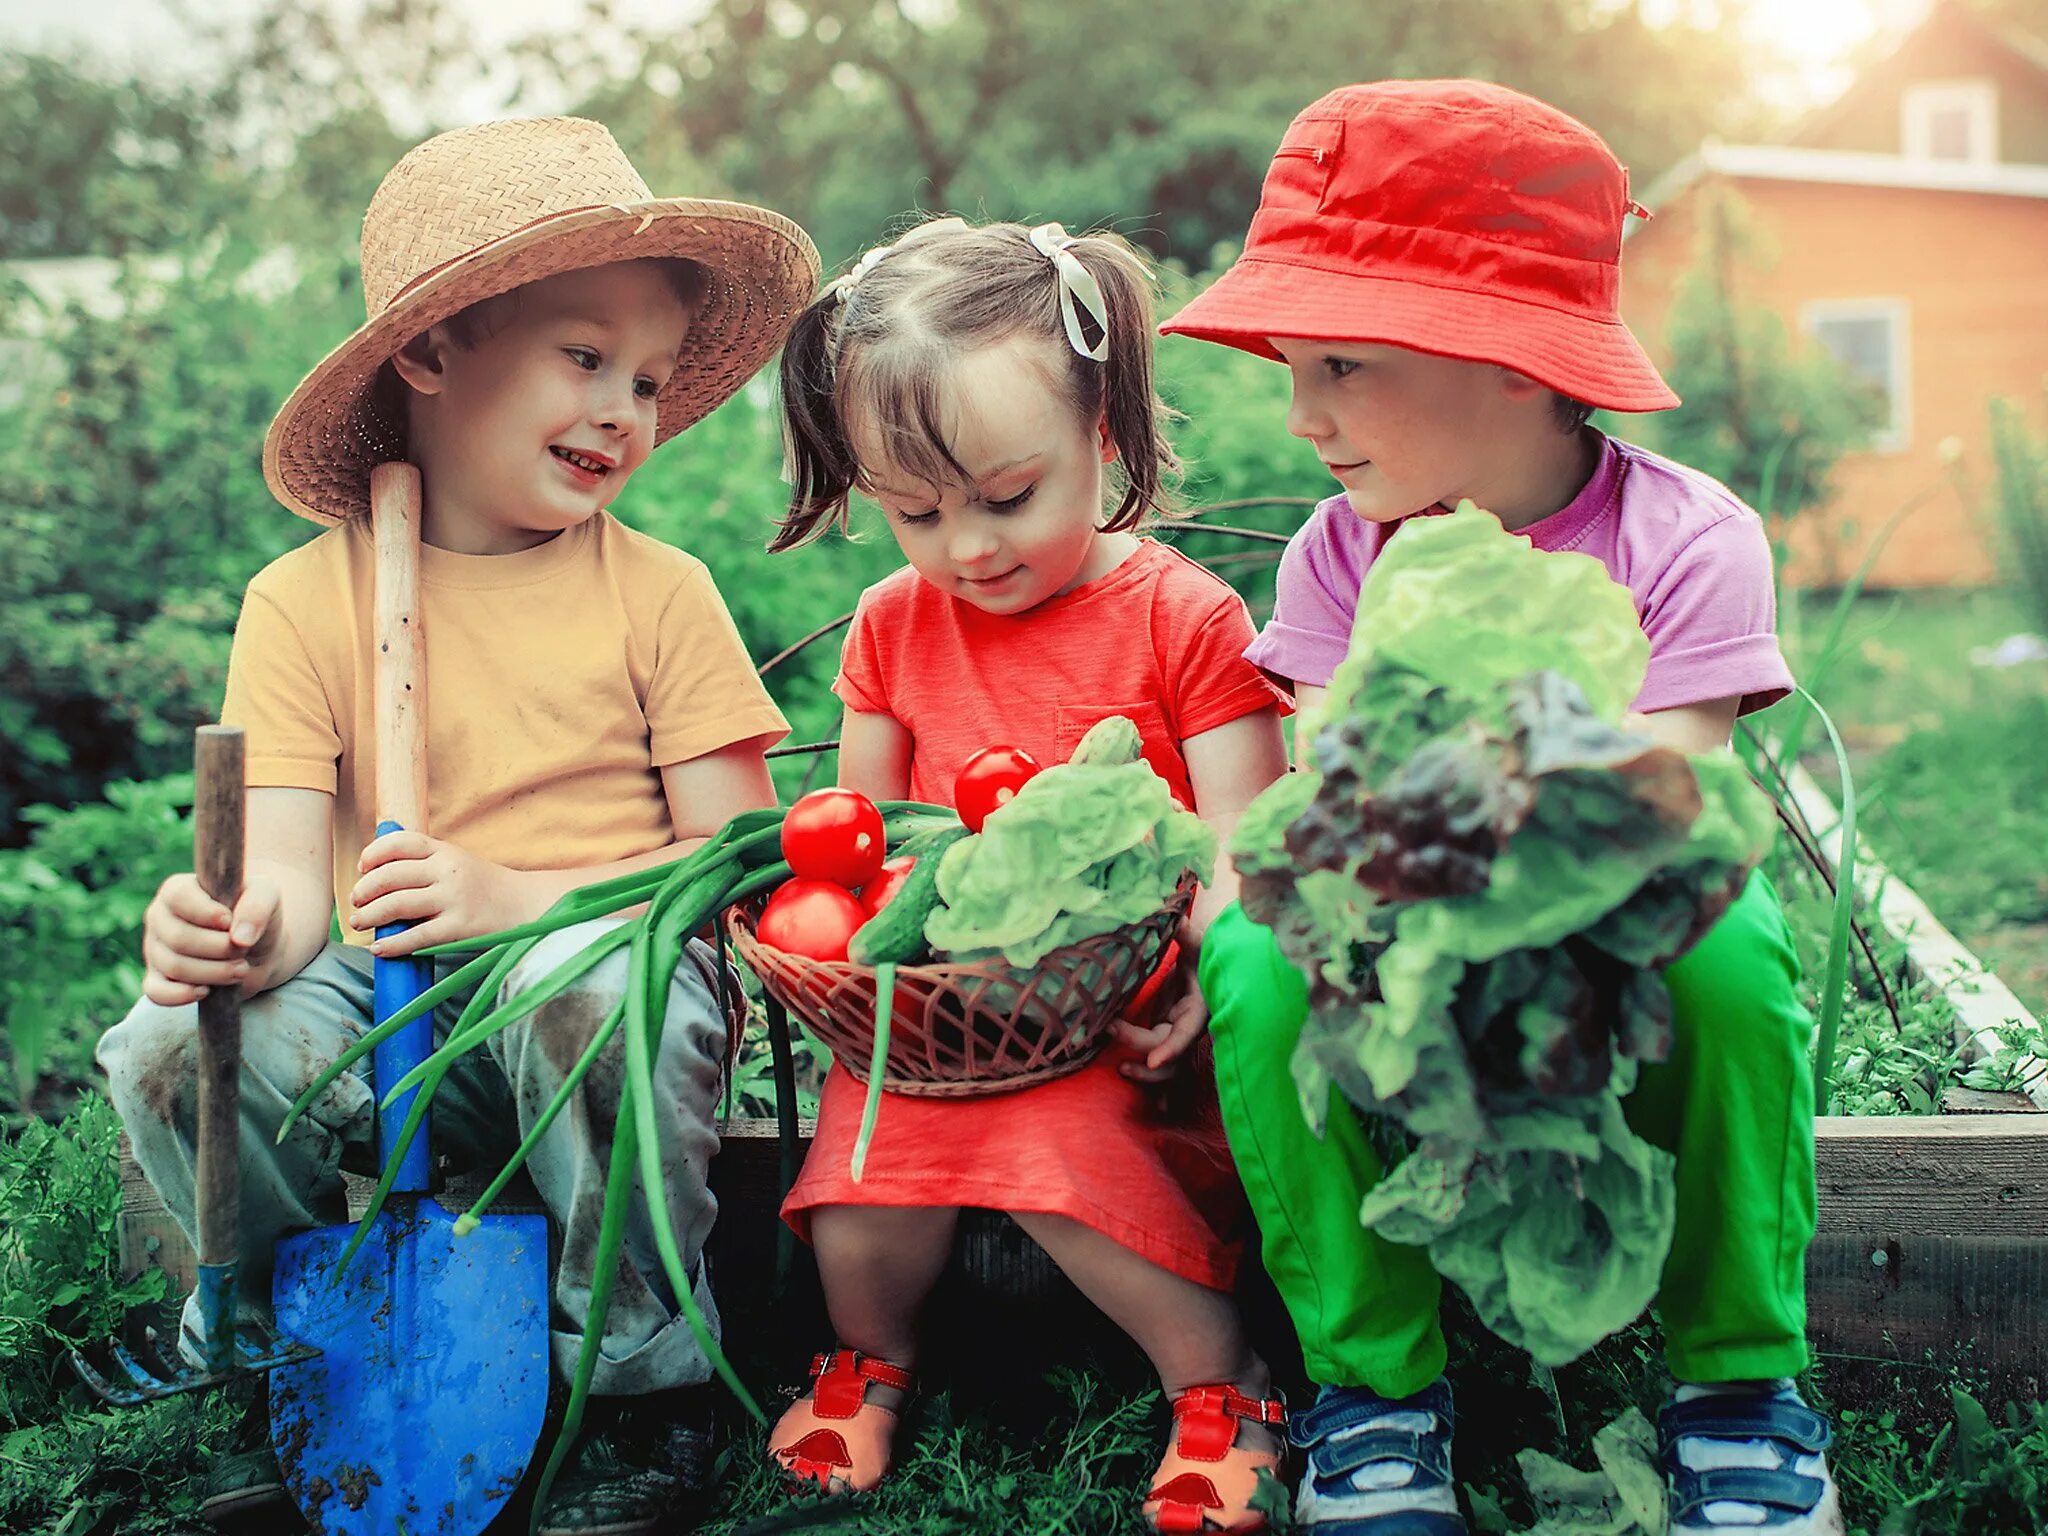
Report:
1114,947,1209,1083
350,830,527,955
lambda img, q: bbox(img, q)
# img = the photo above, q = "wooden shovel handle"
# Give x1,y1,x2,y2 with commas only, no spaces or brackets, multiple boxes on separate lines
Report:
372,462,428,832
192,725,244,1269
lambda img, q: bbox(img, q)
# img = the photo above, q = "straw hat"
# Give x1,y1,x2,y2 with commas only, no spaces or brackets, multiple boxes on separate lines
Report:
263,116,821,524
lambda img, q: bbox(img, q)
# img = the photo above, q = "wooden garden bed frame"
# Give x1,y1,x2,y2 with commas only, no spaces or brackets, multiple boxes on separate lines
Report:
110,522,2048,1373
1782,762,2047,1373
117,837,2048,1373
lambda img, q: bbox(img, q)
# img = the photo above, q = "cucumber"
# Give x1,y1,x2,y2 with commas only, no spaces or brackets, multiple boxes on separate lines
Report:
889,817,968,862
1070,713,1143,766
848,825,968,965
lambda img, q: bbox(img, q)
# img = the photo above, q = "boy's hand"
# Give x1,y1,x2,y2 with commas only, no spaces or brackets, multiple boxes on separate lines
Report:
351,831,525,955
1113,949,1209,1084
142,872,283,1006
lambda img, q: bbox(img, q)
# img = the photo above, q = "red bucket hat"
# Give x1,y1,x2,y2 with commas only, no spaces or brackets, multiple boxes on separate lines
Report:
1161,80,1679,413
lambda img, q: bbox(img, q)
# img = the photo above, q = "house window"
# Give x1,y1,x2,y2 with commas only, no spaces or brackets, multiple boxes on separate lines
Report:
1901,80,1998,164
1801,300,1911,454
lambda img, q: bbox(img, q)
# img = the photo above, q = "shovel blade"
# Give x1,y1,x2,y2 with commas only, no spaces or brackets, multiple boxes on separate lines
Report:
271,1197,549,1535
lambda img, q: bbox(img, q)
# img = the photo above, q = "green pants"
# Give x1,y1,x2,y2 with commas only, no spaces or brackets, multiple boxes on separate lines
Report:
1203,871,1816,1395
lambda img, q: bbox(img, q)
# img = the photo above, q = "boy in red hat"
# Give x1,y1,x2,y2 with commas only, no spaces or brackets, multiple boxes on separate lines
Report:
1165,82,1842,1536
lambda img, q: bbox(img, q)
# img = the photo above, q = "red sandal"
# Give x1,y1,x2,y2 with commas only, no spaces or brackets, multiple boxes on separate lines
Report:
767,1348,915,1495
1143,1383,1288,1533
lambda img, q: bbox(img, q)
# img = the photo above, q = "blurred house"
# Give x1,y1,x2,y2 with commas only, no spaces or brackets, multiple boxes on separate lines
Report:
1623,0,2048,587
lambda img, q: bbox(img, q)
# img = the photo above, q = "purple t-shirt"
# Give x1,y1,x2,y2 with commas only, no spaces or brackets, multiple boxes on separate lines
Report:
1245,435,1795,716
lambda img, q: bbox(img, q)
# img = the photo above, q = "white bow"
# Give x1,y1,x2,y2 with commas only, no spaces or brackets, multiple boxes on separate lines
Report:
827,217,974,307
1029,222,1110,362
826,240,898,306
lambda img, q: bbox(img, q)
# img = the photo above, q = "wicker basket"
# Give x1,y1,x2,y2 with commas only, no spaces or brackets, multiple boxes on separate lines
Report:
726,881,1193,1098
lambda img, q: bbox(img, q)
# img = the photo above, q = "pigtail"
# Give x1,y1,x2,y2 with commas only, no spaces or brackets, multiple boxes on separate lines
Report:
1065,235,1184,532
771,292,861,552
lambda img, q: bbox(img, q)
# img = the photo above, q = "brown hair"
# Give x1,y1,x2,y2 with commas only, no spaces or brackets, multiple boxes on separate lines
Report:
772,218,1181,552
1551,392,1596,433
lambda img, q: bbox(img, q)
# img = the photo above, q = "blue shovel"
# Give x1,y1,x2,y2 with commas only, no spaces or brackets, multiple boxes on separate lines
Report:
269,463,551,1533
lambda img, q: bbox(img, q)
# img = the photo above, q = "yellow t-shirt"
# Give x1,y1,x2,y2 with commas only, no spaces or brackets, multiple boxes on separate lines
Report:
221,512,788,944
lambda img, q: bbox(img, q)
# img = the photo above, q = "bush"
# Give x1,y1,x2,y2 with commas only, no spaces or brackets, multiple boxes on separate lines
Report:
0,1095,242,1532
0,248,349,835
0,776,193,1109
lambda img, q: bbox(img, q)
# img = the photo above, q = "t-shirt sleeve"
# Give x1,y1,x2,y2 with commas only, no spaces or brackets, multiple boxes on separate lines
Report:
1242,512,1359,688
830,593,891,717
1174,590,1294,739
220,586,343,794
645,564,790,766
1634,513,1795,715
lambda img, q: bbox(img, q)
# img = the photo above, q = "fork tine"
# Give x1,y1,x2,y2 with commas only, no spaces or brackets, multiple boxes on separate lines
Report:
108,1341,175,1396
70,1344,167,1406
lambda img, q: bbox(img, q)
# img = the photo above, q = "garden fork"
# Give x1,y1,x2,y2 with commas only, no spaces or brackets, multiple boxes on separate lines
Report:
69,724,318,1405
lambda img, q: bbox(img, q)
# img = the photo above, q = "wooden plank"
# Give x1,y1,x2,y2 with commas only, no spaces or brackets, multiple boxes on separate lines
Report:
1941,1085,2043,1115
118,1119,816,1294
1813,1114,2048,1229
1785,761,2048,1108
119,1141,197,1292
123,1113,2048,1375
1807,1234,2048,1366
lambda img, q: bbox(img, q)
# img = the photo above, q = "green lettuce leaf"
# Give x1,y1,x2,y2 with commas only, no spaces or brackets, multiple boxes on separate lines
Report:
923,730,1215,968
1516,1407,1666,1535
1332,502,1651,725
1230,503,1771,1366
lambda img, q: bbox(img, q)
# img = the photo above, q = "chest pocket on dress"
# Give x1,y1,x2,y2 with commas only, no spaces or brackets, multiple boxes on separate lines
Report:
1053,701,1185,802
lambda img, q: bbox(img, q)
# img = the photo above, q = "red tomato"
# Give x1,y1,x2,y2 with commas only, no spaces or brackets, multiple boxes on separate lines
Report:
756,878,869,962
954,746,1042,833
861,855,918,915
781,788,886,888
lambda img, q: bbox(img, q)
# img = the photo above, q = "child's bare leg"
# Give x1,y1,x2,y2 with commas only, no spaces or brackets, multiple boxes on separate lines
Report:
809,1204,959,1395
771,1204,957,1493
1007,1211,1271,1403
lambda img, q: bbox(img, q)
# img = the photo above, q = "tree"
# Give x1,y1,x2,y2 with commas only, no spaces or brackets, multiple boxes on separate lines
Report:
585,0,1762,266
0,56,232,260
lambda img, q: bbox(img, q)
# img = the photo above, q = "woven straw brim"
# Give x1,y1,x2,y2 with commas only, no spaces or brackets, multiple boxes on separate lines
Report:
264,199,820,524
1161,255,1681,414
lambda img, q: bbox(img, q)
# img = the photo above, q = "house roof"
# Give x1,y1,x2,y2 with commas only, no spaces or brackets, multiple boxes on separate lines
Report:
1639,140,2048,210
1792,0,2048,149
1638,1,2048,214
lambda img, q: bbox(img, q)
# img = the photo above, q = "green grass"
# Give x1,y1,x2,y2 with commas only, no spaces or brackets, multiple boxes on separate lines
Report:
681,1303,2048,1535
1764,586,2048,1025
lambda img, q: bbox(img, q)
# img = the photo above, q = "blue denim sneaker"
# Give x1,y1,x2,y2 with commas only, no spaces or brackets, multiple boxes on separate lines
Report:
1658,1381,1845,1534
1288,1379,1466,1534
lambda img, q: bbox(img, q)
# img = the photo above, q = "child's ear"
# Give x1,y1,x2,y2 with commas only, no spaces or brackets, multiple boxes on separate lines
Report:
1097,412,1118,465
389,327,455,397
1496,367,1548,405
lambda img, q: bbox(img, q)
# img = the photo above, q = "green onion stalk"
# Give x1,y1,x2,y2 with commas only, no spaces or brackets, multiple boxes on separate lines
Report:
276,800,955,1529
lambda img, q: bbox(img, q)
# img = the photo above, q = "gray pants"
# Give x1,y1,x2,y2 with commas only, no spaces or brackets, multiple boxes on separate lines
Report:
98,920,735,1395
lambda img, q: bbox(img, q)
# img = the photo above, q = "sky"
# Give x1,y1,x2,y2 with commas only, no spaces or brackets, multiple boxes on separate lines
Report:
4,0,1936,119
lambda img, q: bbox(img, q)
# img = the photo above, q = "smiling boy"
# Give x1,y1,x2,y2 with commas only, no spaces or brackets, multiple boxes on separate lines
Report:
97,118,818,1532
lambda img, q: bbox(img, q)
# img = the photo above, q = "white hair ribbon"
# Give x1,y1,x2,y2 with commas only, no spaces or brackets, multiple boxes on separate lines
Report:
826,240,898,306
826,216,975,307
1028,222,1110,362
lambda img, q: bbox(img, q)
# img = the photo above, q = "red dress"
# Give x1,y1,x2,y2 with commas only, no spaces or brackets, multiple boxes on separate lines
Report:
780,542,1289,1290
